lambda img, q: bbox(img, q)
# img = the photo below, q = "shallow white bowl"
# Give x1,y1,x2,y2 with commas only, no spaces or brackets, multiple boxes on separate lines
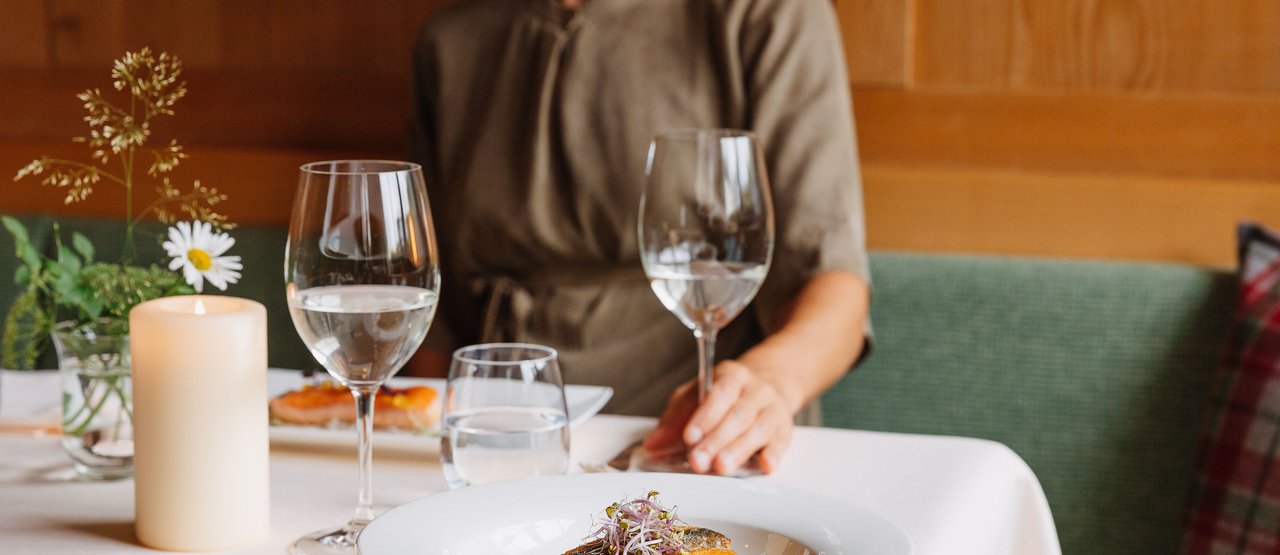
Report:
358,472,913,554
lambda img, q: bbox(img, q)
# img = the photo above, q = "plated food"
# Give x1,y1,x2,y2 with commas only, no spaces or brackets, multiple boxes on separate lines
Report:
565,492,734,555
269,380,439,431
356,473,911,555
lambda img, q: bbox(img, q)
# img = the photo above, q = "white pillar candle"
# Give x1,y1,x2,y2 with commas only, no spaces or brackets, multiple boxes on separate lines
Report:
130,295,270,551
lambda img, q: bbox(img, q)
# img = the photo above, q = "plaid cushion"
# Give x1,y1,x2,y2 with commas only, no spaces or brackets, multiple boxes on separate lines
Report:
1183,223,1280,554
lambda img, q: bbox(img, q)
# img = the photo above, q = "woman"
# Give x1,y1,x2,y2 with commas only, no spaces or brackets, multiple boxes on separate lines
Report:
409,0,870,475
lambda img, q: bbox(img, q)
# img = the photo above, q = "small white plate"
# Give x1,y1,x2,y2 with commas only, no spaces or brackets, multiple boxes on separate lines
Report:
358,473,913,554
266,369,612,452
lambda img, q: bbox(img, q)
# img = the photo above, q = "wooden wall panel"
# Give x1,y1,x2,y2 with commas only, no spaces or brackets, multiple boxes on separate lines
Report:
360,2,452,76
0,0,48,67
2,0,1280,266
48,0,124,68
836,0,913,87
217,0,447,75
220,2,367,72
121,0,224,68
1,0,450,74
5,137,1274,268
0,68,412,150
911,0,1013,88
852,0,1280,264
863,164,1280,268
851,89,1280,180
914,0,1280,92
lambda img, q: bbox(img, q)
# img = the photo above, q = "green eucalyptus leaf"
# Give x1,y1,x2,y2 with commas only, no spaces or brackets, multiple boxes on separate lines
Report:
52,269,77,297
82,296,104,320
62,285,83,305
13,265,30,285
4,217,42,271
16,245,41,273
57,244,82,274
75,285,101,319
1,216,30,245
71,233,95,264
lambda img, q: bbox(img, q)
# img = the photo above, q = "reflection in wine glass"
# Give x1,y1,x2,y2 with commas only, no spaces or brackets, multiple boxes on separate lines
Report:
638,129,774,474
285,160,440,554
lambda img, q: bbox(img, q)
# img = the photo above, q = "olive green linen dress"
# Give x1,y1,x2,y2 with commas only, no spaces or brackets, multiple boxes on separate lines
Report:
410,0,869,417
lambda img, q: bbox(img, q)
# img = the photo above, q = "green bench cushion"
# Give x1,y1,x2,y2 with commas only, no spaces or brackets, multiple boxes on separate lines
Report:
823,252,1236,554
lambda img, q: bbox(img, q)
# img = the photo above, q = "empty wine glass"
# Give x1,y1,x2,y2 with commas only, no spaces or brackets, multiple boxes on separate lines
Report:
637,129,774,474
285,160,440,554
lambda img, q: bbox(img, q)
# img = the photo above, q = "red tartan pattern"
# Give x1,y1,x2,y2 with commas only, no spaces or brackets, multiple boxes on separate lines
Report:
1184,224,1280,555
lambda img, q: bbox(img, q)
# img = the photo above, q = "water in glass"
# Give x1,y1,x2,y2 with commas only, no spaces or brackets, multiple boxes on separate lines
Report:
442,406,569,488
441,344,569,489
288,285,437,385
53,322,134,481
647,260,766,332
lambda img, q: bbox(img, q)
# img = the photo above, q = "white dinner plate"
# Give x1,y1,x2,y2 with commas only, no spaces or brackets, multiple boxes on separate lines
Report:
358,473,914,554
266,369,612,451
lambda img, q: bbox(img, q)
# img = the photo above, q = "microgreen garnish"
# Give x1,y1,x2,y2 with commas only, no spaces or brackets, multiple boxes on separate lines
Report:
588,491,688,554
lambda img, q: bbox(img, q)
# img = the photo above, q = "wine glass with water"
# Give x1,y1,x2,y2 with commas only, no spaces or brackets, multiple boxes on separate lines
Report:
638,129,774,474
285,160,440,554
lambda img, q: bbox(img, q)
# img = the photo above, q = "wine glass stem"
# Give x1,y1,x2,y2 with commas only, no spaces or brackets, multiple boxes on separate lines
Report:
695,329,718,403
350,386,377,527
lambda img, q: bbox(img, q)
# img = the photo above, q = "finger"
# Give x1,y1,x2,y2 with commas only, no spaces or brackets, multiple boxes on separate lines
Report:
757,423,794,474
713,409,786,474
643,381,698,451
683,363,749,446
689,391,766,473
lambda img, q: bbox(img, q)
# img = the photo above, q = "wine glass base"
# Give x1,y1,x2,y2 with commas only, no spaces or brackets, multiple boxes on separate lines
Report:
635,445,764,478
289,522,366,555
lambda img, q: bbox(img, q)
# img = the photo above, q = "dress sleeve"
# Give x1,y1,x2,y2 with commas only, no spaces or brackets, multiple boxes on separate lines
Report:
739,0,874,348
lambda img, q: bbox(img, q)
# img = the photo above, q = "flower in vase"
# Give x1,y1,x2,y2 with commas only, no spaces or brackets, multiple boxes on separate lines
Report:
2,49,241,371
163,221,242,293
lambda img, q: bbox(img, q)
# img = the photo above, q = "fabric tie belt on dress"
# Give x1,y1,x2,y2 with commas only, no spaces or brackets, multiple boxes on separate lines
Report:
469,266,648,344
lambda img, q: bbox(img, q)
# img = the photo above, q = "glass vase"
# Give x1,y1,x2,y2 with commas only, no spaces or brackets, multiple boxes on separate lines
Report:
51,320,134,480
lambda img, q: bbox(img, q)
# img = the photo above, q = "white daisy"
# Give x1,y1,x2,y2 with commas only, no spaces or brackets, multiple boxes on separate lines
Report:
162,221,242,293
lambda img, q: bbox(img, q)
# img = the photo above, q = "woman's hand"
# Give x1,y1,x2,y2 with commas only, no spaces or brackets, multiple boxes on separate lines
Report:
643,360,797,475
644,271,870,475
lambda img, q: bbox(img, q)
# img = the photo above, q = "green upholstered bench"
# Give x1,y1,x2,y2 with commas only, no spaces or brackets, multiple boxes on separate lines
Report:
824,252,1236,554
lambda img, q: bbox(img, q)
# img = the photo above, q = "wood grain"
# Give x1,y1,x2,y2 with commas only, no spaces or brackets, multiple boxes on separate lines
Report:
0,0,49,67
3,0,1280,266
914,0,1280,92
218,0,447,75
0,68,413,151
8,73,1277,181
863,164,1280,267
851,88,1280,180
836,0,913,87
122,0,224,68
48,0,124,68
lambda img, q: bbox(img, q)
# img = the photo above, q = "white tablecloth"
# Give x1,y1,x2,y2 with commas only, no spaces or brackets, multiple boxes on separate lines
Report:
0,370,1061,554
